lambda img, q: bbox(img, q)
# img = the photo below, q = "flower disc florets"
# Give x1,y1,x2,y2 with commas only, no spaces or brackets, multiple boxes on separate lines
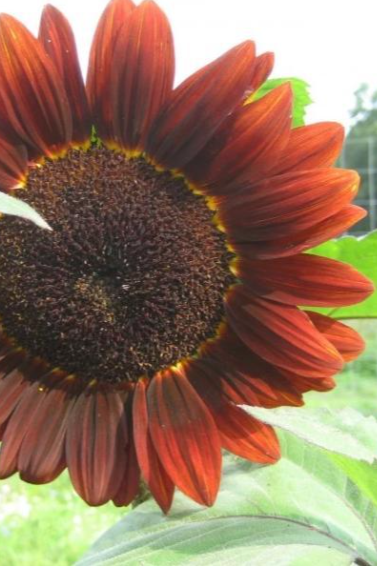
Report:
0,147,234,383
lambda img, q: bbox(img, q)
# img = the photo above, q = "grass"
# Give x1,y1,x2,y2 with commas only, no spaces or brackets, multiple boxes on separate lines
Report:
0,320,376,565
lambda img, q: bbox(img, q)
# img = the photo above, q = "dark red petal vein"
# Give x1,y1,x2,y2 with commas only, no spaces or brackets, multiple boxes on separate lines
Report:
226,286,344,377
133,380,174,513
111,0,175,151
232,204,366,260
146,41,256,169
184,83,292,191
235,253,373,306
270,122,344,175
39,5,91,145
218,169,359,242
87,0,135,141
148,366,222,506
0,15,72,156
306,311,366,362
66,389,127,506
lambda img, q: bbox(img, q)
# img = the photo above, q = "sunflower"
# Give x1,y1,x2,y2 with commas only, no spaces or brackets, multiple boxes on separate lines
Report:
0,0,372,514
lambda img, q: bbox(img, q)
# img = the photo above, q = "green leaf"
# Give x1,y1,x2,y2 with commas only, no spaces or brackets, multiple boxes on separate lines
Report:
79,409,377,566
251,77,312,127
309,231,377,319
245,406,377,463
0,192,51,230
330,455,377,508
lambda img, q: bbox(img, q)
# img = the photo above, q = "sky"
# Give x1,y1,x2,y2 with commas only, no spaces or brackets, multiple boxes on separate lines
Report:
1,0,376,131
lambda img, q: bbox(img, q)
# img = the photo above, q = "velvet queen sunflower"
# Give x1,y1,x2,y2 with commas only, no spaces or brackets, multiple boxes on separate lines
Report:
0,0,373,513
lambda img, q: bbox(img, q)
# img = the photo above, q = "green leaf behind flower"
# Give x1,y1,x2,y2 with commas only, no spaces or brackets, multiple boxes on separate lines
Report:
246,406,377,463
0,192,51,230
78,408,377,566
251,77,312,127
309,231,377,319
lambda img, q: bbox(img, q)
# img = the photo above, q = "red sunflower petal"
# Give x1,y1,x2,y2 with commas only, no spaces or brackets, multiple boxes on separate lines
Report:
202,328,333,400
235,253,374,307
0,422,7,442
0,136,27,191
201,328,304,407
0,367,29,427
87,0,135,141
232,204,366,260
220,366,303,408
218,169,359,242
133,380,174,513
278,370,336,393
111,0,174,151
0,14,72,157
66,388,127,506
270,122,344,175
17,381,74,484
209,328,335,396
181,51,274,185
0,350,26,379
226,285,343,378
112,434,141,507
247,52,274,94
112,440,141,506
39,5,91,146
148,366,222,506
146,41,256,169
0,381,48,479
214,404,280,463
306,312,366,362
187,363,280,463
184,83,292,192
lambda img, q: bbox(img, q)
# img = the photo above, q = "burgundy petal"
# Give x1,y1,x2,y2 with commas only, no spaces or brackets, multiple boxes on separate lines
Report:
110,0,175,152
146,41,256,169
214,404,280,463
133,380,174,513
0,136,28,192
112,433,141,507
0,15,72,157
17,377,74,483
201,327,304,408
246,52,274,95
148,366,222,506
232,204,366,260
184,83,292,192
0,366,29,427
270,122,344,175
235,253,374,306
0,382,47,478
66,388,127,506
218,169,359,242
306,311,366,362
39,5,91,145
187,362,280,463
226,285,343,377
87,0,135,141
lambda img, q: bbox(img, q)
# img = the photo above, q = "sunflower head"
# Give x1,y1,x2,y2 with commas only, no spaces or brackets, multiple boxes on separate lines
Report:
0,0,372,513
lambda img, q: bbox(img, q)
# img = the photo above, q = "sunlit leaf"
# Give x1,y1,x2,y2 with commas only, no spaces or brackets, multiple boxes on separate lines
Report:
251,77,312,127
0,192,51,230
245,406,377,463
79,408,377,566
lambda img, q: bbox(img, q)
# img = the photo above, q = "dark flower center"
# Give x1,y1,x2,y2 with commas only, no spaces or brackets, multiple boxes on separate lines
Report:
0,147,234,384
